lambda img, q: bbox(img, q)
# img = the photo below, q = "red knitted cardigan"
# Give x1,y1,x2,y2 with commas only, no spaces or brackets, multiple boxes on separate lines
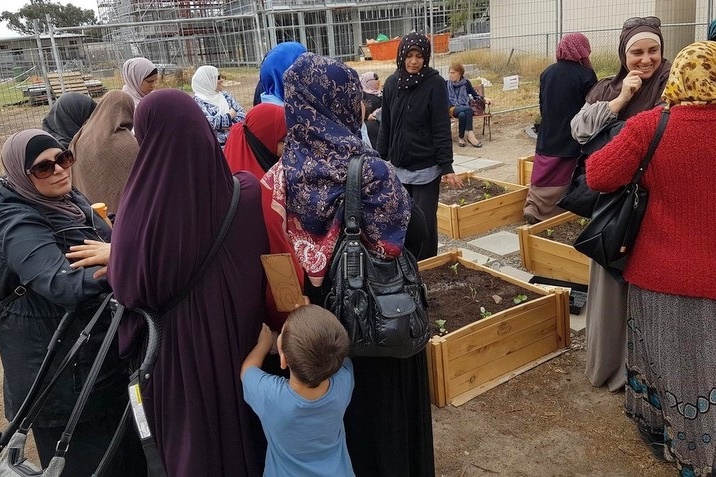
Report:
586,105,716,300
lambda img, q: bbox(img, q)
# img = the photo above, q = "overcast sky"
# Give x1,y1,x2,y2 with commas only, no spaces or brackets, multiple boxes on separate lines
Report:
0,0,99,38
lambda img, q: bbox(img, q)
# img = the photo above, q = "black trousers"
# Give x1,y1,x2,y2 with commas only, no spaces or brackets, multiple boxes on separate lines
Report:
33,402,147,477
403,176,441,261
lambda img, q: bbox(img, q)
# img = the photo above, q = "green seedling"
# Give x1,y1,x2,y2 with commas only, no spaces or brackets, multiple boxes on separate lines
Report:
513,294,528,304
483,180,492,188
480,306,492,319
483,192,492,200
546,228,554,237
435,319,448,335
578,217,589,227
449,262,459,275
458,197,467,206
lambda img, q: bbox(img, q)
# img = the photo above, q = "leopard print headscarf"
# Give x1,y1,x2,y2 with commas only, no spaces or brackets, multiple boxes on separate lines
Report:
662,41,716,106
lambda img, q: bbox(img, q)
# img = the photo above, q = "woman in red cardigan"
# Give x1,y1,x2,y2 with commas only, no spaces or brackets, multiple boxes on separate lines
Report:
586,41,716,475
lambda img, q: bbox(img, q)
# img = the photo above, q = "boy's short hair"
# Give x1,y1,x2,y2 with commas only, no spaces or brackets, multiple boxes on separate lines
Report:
282,305,350,388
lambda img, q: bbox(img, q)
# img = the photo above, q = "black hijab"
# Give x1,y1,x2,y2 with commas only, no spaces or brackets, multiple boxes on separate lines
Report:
41,92,97,148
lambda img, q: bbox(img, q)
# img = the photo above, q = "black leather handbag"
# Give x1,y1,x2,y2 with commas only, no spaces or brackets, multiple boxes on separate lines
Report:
573,109,669,276
325,155,429,359
557,120,626,218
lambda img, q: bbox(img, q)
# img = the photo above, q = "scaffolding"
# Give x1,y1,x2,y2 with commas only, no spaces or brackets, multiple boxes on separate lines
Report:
92,0,488,67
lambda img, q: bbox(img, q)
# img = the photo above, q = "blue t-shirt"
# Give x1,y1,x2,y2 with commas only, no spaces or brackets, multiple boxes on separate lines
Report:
243,359,355,477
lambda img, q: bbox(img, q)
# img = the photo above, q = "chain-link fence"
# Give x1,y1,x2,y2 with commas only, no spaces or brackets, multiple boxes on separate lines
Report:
1,0,714,144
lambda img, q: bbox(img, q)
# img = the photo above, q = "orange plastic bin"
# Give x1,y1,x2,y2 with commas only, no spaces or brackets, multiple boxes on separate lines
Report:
367,38,400,61
429,33,451,53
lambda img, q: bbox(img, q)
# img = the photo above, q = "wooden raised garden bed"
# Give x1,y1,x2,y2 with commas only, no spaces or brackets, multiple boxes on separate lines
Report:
420,250,570,407
518,212,590,285
517,155,534,186
437,172,528,239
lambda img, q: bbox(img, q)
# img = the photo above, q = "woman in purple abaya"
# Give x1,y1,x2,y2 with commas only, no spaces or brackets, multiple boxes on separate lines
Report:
107,89,268,476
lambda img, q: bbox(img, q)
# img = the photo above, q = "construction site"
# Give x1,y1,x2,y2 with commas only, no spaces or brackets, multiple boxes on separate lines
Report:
89,0,488,67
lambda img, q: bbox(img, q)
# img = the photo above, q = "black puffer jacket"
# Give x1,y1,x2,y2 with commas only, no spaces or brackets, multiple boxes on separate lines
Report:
0,181,126,428
377,68,454,175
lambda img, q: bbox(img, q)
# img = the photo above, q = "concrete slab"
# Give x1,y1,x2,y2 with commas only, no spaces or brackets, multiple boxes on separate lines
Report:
570,313,586,335
496,265,534,283
458,158,503,172
468,231,520,256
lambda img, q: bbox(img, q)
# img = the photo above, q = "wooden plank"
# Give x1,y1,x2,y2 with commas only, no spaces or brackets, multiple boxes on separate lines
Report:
450,348,568,406
47,72,89,96
446,314,556,377
440,295,556,342
448,334,558,398
554,289,570,348
517,155,534,186
426,337,447,407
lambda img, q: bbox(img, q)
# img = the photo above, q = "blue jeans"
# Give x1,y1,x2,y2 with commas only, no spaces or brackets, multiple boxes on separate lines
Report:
452,105,474,138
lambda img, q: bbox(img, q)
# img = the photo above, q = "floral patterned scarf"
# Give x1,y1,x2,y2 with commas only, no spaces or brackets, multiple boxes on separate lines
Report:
262,52,412,287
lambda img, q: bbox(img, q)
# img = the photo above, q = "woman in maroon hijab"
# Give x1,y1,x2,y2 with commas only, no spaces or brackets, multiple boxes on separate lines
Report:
107,89,268,476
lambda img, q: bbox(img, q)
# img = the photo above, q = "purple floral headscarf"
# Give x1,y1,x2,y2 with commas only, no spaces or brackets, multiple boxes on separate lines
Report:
262,52,412,286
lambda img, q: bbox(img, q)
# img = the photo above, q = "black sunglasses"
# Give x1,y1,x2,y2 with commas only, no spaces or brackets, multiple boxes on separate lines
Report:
26,150,75,179
623,16,661,28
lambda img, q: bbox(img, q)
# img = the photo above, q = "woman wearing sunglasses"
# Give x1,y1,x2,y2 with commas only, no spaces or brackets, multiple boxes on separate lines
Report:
570,17,671,391
0,130,145,475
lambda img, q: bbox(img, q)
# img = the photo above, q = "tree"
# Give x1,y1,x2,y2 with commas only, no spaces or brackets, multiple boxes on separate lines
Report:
1,0,96,35
447,0,489,36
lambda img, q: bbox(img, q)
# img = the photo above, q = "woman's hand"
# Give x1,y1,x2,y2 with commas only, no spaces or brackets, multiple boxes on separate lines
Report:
66,240,110,279
610,70,643,113
442,173,463,189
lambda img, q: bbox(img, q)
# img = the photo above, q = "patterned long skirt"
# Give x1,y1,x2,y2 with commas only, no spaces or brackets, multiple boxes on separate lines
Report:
626,284,716,477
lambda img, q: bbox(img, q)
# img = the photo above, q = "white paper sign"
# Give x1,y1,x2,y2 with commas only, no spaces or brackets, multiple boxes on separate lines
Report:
503,75,519,91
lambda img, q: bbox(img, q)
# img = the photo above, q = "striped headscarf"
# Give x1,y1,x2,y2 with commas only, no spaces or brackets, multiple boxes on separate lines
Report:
662,41,716,106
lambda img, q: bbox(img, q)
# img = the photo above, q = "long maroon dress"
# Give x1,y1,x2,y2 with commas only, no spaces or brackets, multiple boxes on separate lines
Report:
108,89,267,476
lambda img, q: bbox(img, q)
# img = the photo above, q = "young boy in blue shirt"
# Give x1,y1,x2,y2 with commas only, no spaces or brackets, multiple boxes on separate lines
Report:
241,305,355,477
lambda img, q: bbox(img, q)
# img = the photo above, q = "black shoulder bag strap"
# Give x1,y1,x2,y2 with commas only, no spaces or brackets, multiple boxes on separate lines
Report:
341,156,365,290
98,176,241,477
0,311,74,450
630,108,670,185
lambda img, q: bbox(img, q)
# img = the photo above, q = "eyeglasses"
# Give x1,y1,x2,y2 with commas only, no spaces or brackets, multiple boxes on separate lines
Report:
217,75,224,81
623,16,661,28
373,73,378,81
26,150,75,179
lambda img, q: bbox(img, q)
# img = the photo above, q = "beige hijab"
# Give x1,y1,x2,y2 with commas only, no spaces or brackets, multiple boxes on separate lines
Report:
70,90,139,213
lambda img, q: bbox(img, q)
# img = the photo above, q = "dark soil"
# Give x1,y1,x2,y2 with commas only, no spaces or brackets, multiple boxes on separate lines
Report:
536,218,590,245
439,179,507,206
422,261,541,336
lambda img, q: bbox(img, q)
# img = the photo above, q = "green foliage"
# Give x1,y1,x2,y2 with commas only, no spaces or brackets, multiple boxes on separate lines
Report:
578,217,589,227
435,319,448,335
546,228,554,237
483,192,491,200
513,294,528,304
449,262,460,274
458,197,467,206
446,0,488,36
479,306,492,319
1,0,96,35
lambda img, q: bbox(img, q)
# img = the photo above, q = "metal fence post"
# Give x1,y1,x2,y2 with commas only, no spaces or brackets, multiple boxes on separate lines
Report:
33,19,54,107
47,14,66,95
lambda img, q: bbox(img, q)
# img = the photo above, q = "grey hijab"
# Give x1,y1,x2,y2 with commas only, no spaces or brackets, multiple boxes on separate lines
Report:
1,129,85,221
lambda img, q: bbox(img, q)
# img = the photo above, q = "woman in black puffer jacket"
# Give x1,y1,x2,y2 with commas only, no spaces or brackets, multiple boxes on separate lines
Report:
0,129,145,476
